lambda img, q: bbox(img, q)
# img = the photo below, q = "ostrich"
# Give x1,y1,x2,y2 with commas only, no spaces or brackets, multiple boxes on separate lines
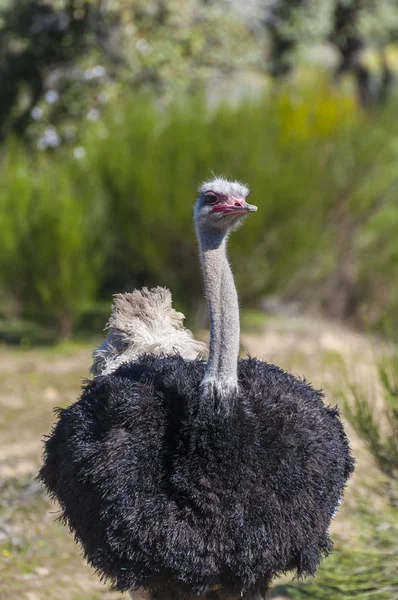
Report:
39,177,354,600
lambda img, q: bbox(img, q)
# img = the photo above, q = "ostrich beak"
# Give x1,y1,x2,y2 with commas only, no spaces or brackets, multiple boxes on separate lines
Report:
243,202,258,213
212,199,258,215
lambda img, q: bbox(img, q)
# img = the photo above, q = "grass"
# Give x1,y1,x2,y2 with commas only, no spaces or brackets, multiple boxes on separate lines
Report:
340,349,398,482
0,315,392,599
285,493,398,600
285,340,398,600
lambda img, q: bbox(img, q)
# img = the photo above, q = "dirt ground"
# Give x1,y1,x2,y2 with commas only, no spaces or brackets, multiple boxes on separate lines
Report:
0,314,382,600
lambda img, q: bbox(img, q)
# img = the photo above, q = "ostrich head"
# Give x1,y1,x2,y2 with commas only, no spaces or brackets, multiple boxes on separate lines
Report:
194,177,257,233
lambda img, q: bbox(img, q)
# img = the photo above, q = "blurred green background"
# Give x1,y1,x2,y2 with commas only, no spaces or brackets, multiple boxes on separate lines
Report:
0,1,398,599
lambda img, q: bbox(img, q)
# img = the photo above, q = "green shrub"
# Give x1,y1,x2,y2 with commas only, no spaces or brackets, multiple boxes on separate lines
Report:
340,350,398,482
285,346,398,599
82,88,349,316
285,496,398,600
0,142,105,338
3,83,398,336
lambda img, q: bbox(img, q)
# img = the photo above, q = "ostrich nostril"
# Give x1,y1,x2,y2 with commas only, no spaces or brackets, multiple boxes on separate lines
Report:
234,202,241,207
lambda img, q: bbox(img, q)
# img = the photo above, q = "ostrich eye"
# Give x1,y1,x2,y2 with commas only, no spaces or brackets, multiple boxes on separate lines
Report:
204,192,217,204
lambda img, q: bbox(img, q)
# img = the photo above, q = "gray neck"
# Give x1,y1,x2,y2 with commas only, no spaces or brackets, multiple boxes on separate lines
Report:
197,227,240,399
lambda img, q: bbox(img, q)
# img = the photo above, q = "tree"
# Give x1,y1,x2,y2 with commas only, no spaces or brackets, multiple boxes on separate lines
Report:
257,0,396,107
0,0,257,146
0,1,108,141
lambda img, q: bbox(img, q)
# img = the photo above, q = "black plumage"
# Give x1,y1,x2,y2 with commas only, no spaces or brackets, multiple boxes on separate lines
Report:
39,354,354,598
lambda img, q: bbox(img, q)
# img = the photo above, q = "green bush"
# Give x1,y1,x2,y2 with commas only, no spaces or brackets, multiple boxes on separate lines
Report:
82,88,349,316
2,83,398,337
285,497,398,600
0,142,105,338
85,86,398,324
286,351,398,600
340,350,398,482
286,346,398,599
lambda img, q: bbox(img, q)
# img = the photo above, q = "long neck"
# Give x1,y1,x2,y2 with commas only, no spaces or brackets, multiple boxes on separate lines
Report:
197,227,240,399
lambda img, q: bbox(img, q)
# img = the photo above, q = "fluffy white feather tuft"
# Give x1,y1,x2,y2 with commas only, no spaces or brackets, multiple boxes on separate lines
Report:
90,287,207,377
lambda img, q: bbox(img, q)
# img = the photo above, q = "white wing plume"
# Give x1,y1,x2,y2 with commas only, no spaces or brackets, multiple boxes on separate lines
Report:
91,287,207,377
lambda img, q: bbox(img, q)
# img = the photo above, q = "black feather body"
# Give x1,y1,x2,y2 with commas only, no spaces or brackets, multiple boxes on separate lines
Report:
39,355,354,598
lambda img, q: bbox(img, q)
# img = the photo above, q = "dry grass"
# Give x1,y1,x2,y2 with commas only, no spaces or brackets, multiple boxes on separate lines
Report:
0,315,384,599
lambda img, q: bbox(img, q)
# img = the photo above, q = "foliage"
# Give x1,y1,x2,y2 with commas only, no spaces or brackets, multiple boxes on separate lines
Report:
287,344,398,599
262,0,398,47
285,495,398,599
82,86,348,315
0,0,259,146
111,0,258,92
0,142,105,337
2,0,398,149
340,350,398,481
2,83,398,337
0,0,103,142
257,0,398,107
